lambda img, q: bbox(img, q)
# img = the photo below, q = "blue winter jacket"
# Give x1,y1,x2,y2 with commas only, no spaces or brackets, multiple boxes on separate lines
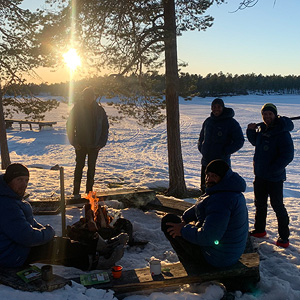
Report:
67,100,109,149
246,116,294,182
0,175,55,267
181,169,249,268
198,107,244,166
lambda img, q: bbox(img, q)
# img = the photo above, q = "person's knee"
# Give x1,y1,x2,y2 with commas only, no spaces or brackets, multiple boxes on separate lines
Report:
161,214,181,233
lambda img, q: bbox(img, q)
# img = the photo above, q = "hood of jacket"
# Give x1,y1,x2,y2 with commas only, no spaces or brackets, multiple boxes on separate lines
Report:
259,116,294,136
210,107,234,121
0,175,21,200
205,168,246,195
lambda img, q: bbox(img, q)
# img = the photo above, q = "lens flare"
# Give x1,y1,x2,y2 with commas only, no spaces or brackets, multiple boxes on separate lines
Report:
63,48,81,72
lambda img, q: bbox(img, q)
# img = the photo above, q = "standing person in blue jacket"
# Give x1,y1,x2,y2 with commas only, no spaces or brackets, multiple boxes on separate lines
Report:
161,159,248,268
198,98,244,193
247,103,294,248
0,163,128,270
67,86,109,197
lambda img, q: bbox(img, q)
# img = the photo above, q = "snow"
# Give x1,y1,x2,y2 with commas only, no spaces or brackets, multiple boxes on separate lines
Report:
1,94,300,299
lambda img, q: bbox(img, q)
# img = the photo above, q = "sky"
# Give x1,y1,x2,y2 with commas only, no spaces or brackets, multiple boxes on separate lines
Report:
20,0,300,84
1,94,300,299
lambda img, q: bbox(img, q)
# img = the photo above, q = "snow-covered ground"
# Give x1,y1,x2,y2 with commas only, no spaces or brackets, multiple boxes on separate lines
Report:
1,94,300,299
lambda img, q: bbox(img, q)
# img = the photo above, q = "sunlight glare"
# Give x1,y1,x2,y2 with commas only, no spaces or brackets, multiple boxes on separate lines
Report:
63,48,81,72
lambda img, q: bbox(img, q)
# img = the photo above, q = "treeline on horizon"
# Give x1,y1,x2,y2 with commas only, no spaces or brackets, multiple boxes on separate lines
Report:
11,72,300,99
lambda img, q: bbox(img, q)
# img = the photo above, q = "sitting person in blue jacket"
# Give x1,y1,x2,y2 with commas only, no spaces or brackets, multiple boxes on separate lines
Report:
0,163,128,270
161,159,249,268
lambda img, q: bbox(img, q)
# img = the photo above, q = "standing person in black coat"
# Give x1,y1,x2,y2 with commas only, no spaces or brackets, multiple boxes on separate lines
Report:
67,87,109,197
198,98,244,193
247,103,294,248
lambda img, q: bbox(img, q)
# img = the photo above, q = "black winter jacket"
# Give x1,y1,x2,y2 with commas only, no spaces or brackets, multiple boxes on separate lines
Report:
198,107,244,166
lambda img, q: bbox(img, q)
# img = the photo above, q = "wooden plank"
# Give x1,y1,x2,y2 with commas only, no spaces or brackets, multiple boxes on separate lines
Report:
72,252,259,297
96,188,156,208
145,194,193,215
29,188,156,215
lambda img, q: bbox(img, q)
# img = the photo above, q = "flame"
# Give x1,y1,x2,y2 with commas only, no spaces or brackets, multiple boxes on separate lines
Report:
86,191,98,217
85,191,112,228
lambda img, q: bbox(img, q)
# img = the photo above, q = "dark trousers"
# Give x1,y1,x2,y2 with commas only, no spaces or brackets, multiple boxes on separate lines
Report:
200,165,207,193
25,237,97,270
161,214,210,268
253,176,289,240
74,147,99,194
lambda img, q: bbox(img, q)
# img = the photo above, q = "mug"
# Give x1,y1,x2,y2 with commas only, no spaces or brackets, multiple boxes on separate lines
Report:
41,265,53,281
111,265,123,279
150,259,161,276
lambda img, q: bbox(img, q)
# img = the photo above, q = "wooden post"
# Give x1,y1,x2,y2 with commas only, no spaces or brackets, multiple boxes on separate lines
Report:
59,167,66,237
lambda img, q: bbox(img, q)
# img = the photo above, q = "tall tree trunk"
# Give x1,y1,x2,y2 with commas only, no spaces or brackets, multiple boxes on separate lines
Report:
0,88,11,169
163,0,187,198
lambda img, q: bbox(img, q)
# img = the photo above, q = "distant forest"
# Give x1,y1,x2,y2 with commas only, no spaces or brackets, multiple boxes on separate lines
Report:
11,72,300,99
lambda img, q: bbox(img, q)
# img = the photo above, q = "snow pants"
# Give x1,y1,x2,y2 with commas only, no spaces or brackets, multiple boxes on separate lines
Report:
253,176,290,240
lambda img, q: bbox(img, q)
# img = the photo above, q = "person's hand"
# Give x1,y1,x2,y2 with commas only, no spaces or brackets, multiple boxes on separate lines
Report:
166,221,185,238
247,123,257,130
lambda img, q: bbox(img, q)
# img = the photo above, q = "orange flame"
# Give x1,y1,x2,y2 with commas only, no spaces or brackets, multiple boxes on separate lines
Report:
85,191,98,218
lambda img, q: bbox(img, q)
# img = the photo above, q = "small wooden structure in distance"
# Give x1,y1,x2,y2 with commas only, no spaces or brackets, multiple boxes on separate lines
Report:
5,119,57,130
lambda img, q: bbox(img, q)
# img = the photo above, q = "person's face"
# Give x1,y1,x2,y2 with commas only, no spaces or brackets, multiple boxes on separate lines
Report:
211,104,224,117
205,172,221,188
8,176,29,197
262,110,276,126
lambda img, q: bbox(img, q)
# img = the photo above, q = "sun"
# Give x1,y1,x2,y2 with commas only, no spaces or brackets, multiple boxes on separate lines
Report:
63,48,81,72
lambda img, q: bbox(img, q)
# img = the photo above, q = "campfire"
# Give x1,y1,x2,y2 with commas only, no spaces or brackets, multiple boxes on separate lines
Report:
84,191,112,232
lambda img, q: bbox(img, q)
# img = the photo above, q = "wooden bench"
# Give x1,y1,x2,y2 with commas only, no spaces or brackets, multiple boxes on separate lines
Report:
71,251,259,298
5,119,57,130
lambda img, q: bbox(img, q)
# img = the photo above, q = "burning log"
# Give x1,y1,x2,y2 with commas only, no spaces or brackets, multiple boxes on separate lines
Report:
84,203,98,232
67,191,136,246
84,191,113,231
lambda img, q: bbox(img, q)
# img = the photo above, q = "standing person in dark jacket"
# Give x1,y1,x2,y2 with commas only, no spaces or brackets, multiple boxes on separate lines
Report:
67,87,109,197
247,103,294,248
0,163,128,269
198,98,244,193
161,159,249,268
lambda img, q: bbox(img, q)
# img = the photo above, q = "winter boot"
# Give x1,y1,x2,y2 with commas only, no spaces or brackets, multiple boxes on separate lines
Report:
249,230,267,238
96,244,125,270
276,237,289,248
107,233,129,247
96,232,129,255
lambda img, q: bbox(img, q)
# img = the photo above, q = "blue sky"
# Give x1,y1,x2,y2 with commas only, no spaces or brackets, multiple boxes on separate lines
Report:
178,0,300,76
21,0,300,83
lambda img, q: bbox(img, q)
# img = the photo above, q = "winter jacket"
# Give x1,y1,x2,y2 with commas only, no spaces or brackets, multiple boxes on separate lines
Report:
0,175,55,267
198,107,244,166
246,116,294,182
181,169,248,268
67,100,109,149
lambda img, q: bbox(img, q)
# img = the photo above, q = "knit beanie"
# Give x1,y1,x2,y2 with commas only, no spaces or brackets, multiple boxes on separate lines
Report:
4,163,29,183
82,87,95,101
211,98,224,108
205,159,229,179
261,103,277,116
